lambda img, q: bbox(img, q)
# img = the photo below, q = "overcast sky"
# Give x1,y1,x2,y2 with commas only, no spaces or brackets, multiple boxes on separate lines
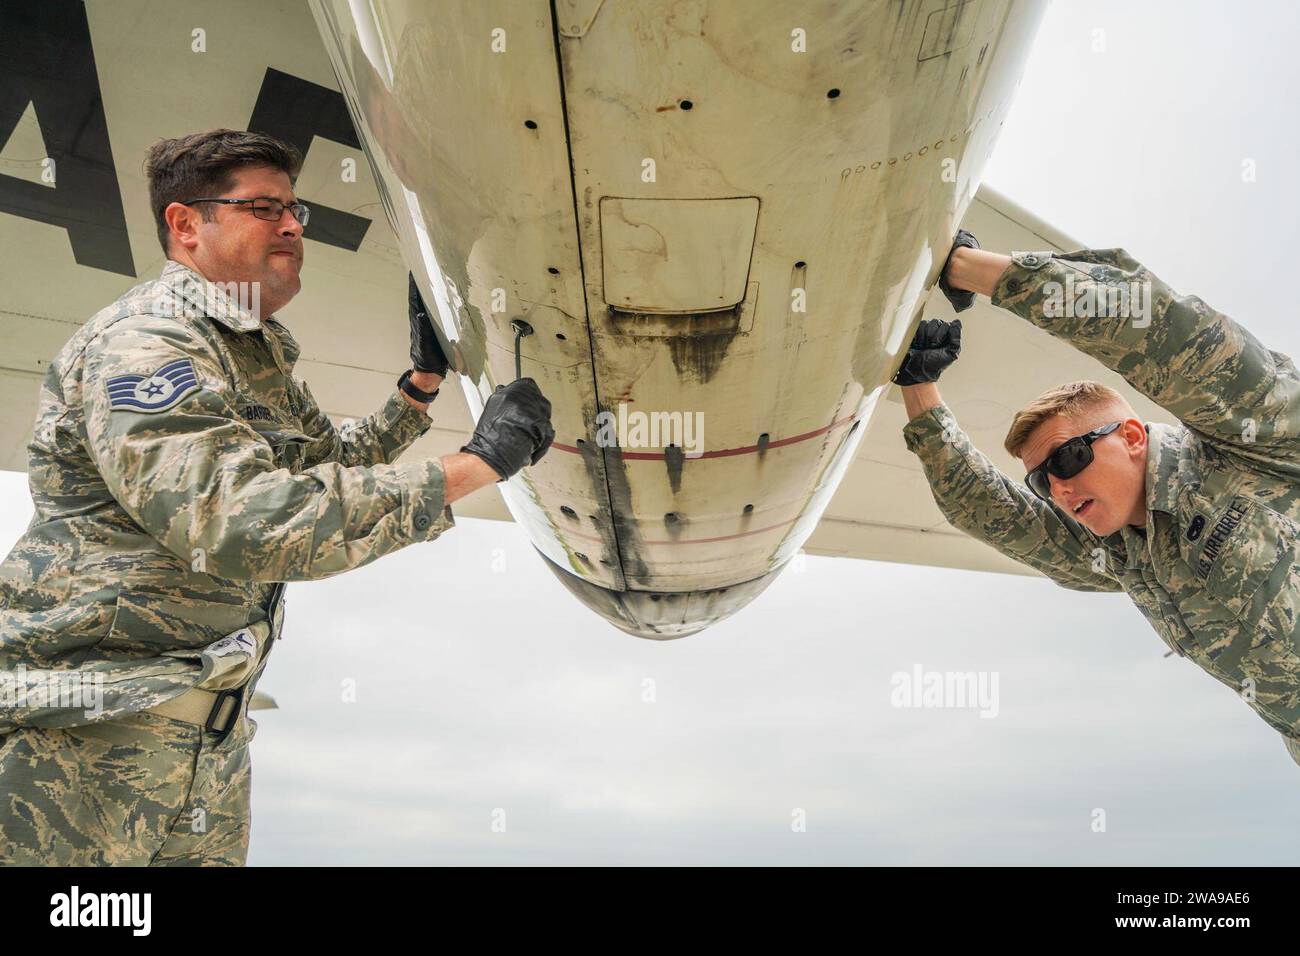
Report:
4,0,1300,865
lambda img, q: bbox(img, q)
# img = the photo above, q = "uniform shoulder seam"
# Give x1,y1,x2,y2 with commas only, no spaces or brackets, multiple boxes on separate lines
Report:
63,303,227,396
75,306,223,370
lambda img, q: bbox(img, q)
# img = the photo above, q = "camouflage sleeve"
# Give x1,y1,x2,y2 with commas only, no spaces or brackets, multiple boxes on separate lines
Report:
902,403,1122,592
992,248,1300,472
293,377,432,470
81,315,454,582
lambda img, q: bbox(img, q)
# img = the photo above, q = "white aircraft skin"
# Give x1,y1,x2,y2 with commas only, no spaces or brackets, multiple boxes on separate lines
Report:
308,0,1048,637
0,0,1056,640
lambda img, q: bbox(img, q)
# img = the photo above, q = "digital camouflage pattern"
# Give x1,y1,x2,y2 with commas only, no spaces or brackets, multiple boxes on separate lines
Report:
904,248,1300,763
0,709,254,865
0,260,453,863
0,260,453,732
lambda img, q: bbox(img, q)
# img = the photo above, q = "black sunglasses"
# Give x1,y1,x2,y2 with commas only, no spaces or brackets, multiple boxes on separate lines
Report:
181,196,310,227
1024,421,1123,502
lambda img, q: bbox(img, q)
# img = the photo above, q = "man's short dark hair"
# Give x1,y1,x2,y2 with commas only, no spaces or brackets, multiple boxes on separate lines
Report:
144,129,303,255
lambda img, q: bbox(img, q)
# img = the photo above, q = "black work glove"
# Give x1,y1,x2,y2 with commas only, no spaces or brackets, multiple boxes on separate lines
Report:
460,378,555,481
892,318,961,386
408,273,450,376
938,228,980,313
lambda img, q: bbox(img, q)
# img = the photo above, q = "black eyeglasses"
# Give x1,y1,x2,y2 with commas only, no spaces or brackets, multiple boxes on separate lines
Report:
181,196,310,227
1024,421,1123,502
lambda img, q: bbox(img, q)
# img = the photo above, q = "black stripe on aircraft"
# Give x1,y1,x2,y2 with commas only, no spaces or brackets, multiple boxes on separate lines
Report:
0,5,372,276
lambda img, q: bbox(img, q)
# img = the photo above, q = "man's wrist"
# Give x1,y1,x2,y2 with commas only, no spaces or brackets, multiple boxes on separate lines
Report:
441,450,504,503
901,382,943,421
946,248,1013,298
410,370,443,392
398,369,443,410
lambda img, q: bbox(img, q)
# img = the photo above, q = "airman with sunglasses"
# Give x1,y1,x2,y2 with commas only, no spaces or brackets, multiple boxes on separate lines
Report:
895,230,1300,768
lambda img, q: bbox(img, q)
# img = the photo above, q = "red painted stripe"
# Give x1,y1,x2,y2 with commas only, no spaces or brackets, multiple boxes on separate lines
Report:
550,412,857,460
562,513,802,547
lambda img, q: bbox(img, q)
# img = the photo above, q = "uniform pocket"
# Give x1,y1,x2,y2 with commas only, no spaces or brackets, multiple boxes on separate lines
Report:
1200,497,1293,629
1238,562,1300,696
100,590,255,657
1198,500,1300,708
1122,575,1185,657
245,420,311,473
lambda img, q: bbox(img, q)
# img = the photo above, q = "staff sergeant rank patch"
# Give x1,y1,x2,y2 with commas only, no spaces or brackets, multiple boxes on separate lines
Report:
106,358,201,413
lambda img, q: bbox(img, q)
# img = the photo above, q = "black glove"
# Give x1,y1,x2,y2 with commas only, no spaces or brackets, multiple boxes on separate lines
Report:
892,318,961,386
408,273,450,376
938,228,980,313
460,378,555,481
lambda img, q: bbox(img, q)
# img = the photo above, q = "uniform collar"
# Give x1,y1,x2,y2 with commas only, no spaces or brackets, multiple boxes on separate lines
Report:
1145,421,1187,516
1100,422,1184,564
158,259,266,333
262,315,301,367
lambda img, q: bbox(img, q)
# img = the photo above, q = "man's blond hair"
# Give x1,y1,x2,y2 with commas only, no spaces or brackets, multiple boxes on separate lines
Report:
1004,381,1130,457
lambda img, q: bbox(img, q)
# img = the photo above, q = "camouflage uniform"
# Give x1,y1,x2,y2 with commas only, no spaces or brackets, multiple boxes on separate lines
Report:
904,248,1300,764
0,260,454,864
